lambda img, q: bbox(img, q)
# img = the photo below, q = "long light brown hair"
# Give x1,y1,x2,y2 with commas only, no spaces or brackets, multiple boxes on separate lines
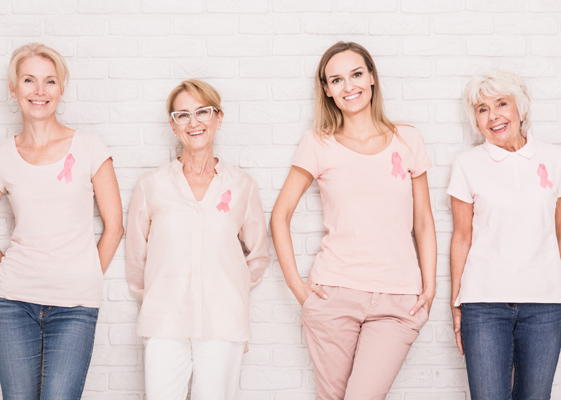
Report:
313,41,396,139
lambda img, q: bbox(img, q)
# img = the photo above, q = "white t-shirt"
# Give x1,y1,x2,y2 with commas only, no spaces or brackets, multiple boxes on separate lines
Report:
447,133,561,306
0,131,111,308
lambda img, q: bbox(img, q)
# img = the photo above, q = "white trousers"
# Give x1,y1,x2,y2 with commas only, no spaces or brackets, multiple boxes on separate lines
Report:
144,337,245,400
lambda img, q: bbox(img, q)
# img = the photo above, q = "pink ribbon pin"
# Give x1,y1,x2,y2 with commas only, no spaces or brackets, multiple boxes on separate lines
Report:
216,190,231,212
57,154,75,184
537,164,553,189
391,152,406,180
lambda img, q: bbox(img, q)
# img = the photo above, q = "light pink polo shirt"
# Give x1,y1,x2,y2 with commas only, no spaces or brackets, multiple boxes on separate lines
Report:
448,133,561,306
126,160,269,341
292,125,432,295
0,131,111,308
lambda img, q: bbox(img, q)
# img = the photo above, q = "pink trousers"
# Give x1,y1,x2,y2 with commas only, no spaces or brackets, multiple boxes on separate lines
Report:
302,286,428,400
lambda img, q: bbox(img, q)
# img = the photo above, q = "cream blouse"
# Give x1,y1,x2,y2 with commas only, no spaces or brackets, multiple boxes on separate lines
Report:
126,160,269,341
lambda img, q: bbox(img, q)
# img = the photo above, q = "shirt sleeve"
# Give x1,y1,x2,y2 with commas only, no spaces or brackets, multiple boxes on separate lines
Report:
239,180,270,291
447,157,474,204
292,130,321,179
408,128,432,178
89,132,112,178
125,178,150,300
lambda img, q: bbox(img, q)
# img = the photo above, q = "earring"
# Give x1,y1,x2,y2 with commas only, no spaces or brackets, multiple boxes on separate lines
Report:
8,98,19,113
55,99,66,115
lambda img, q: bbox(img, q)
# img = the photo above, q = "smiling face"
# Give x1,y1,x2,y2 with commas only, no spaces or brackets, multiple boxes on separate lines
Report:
10,55,63,121
169,90,222,152
475,93,526,150
323,50,375,119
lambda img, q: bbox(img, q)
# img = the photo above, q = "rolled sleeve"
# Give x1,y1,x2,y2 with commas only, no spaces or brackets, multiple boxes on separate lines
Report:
239,181,270,291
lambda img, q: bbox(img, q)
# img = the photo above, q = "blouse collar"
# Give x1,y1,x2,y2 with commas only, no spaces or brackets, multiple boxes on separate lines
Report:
483,131,536,162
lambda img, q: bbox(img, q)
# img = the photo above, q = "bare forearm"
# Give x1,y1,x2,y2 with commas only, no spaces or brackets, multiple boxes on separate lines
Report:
98,225,124,273
450,236,470,305
271,216,303,290
414,221,437,296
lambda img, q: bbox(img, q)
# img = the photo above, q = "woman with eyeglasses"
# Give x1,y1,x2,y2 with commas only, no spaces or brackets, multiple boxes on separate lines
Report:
126,79,269,400
271,41,436,399
0,43,123,399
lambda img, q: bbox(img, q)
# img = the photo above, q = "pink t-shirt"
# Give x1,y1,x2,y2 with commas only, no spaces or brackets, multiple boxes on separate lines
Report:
0,131,111,308
292,125,432,294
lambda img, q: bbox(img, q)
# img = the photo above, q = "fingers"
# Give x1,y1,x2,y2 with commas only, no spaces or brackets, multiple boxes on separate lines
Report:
311,283,328,300
409,299,425,316
455,331,464,355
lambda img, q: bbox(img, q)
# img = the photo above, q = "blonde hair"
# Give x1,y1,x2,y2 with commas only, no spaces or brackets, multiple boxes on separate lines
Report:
166,79,223,116
463,70,531,144
8,43,69,93
313,41,396,138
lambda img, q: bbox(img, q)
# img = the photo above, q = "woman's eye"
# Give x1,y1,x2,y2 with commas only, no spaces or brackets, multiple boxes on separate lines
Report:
24,78,32,83
46,80,56,84
332,78,341,84
478,108,487,113
197,109,209,115
499,102,507,106
353,72,362,78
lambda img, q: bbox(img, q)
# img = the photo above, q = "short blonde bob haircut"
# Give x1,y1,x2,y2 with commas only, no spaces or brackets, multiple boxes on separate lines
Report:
8,43,69,93
314,41,396,138
166,79,223,116
463,70,531,143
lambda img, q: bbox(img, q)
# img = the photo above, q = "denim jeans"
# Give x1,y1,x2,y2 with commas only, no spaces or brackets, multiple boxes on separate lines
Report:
461,302,561,400
0,298,99,400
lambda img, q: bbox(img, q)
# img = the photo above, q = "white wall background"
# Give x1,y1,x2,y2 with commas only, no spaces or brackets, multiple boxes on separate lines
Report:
1,0,561,399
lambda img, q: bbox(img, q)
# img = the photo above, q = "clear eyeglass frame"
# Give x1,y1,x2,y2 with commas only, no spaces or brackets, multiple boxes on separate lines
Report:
170,106,218,125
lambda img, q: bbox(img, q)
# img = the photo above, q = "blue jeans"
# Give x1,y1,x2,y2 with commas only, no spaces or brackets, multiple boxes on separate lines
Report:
0,298,99,400
461,302,561,400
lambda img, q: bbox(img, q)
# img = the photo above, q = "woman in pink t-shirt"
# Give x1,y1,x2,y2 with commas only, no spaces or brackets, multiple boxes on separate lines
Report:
271,42,437,399
0,43,123,399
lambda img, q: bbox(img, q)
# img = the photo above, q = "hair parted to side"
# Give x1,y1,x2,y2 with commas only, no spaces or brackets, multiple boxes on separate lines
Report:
463,70,531,144
166,79,223,116
8,43,69,93
313,41,396,138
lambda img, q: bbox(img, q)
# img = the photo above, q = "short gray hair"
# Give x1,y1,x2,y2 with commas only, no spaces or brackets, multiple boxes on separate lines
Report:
462,70,531,143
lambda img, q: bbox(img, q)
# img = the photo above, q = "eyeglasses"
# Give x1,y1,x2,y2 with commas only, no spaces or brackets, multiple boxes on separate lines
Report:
170,106,218,125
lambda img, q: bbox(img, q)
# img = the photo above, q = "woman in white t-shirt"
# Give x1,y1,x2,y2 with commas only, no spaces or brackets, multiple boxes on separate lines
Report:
0,43,123,400
449,70,561,399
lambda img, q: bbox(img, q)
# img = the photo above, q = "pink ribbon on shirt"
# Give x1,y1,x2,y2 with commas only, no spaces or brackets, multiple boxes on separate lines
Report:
57,154,75,184
391,152,406,180
537,164,553,189
216,190,231,212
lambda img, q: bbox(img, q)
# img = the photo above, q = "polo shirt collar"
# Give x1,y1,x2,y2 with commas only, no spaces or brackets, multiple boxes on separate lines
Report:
483,131,536,161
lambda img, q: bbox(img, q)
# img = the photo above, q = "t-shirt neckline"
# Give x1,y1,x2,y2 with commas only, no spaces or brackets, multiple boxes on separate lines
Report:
12,130,78,167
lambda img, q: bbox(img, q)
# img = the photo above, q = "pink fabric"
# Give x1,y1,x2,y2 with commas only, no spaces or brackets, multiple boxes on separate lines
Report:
537,164,553,189
291,125,431,295
57,154,75,183
126,160,269,341
302,286,428,400
391,152,406,180
0,131,111,308
216,190,231,212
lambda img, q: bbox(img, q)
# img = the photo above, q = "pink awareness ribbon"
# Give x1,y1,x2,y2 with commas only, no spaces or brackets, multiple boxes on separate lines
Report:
216,190,231,212
391,152,406,180
57,154,75,184
537,164,553,189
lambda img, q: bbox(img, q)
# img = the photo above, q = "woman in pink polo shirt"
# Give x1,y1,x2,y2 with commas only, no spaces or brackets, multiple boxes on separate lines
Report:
126,79,269,400
271,41,437,399
449,70,561,399
0,43,123,399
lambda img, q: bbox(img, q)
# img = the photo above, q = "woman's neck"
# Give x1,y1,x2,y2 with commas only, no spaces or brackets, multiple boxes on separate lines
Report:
179,147,217,176
19,117,70,146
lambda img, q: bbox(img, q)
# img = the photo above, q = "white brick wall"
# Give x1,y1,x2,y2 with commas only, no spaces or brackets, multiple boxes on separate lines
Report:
1,1,561,399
